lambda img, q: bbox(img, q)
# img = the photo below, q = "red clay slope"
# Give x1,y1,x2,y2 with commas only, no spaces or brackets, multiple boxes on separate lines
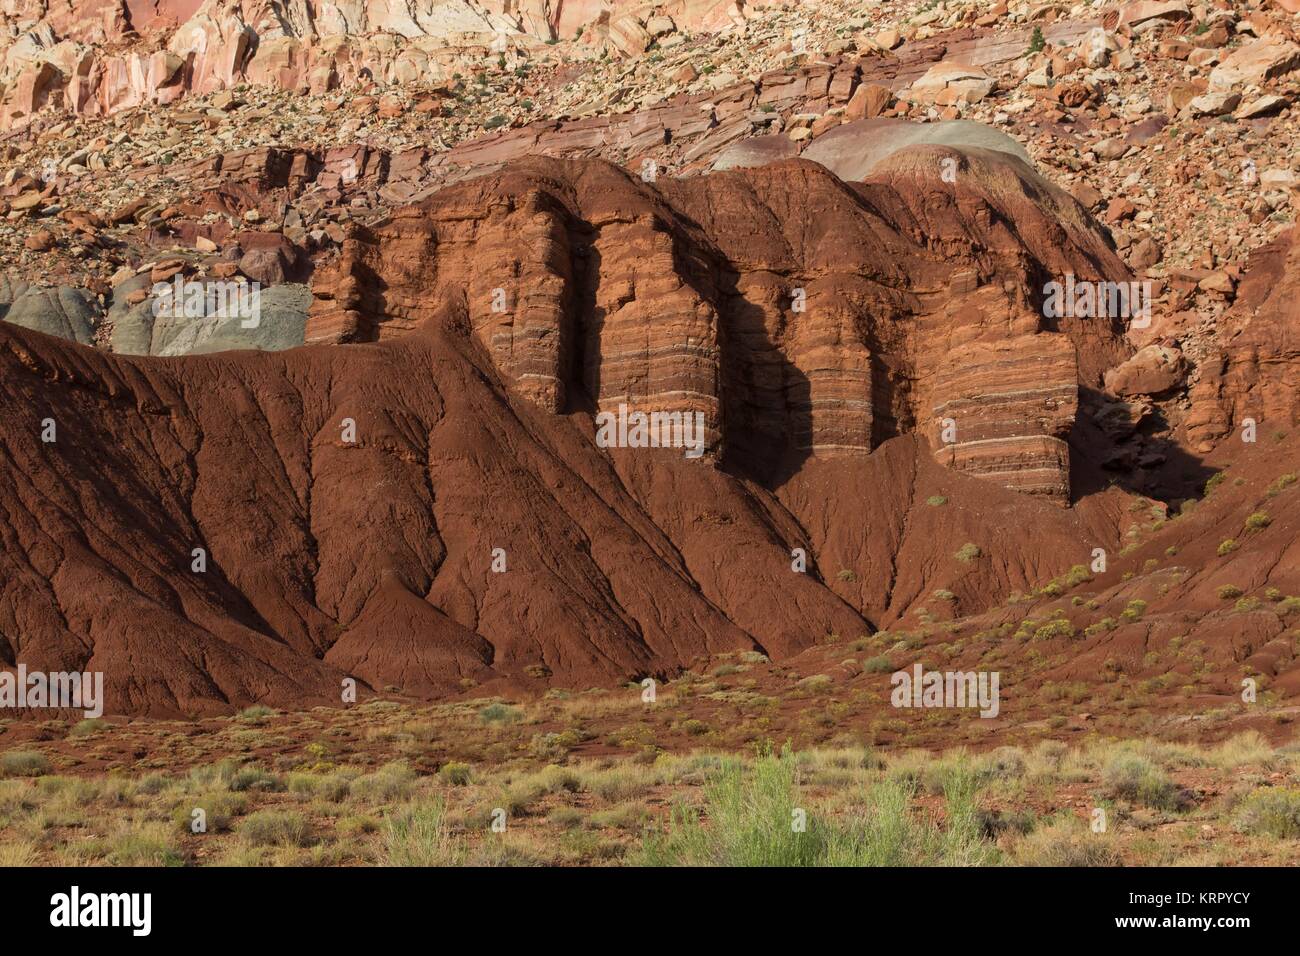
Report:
0,153,1247,718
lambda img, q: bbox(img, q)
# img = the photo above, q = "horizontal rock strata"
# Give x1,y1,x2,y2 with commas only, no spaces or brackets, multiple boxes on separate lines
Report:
309,153,1132,499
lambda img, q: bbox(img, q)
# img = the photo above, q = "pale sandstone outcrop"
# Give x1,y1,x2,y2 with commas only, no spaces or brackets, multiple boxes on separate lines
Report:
0,0,757,128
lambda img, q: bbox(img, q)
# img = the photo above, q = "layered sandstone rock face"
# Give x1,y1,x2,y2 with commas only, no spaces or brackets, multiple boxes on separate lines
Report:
309,154,1132,499
1187,227,1300,453
1,146,1287,717
0,157,1134,718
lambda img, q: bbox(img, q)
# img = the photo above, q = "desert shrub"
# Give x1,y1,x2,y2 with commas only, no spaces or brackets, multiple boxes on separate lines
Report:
0,839,39,866
1211,731,1274,769
1233,789,1300,839
1034,619,1075,641
478,702,522,725
1244,511,1272,531
440,762,472,786
1064,565,1093,588
640,747,825,866
1217,585,1243,600
229,766,282,793
954,543,982,563
1084,617,1117,637
640,746,996,866
238,810,313,847
187,760,241,790
287,773,350,802
1266,473,1296,496
548,806,584,830
1011,816,1119,867
108,823,184,866
68,719,110,738
917,749,1025,795
1103,754,1184,811
1121,600,1147,621
383,800,463,865
862,655,894,673
351,762,417,803
173,791,248,833
979,747,1027,782
337,815,379,837
530,730,582,760
926,496,948,506
0,751,50,777
1217,539,1238,556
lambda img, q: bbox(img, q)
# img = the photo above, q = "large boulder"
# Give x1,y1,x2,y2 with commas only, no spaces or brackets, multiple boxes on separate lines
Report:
800,118,1032,182
1209,38,1300,90
0,279,100,346
1104,344,1187,396
149,282,311,356
906,62,995,105
711,134,799,171
1117,1,1193,34
110,277,310,356
236,233,309,286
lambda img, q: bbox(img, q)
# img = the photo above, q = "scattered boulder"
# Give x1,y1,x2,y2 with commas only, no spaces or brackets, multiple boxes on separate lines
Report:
1129,236,1164,270
237,234,308,286
1118,1,1193,34
1187,91,1241,117
1104,344,1187,396
1209,38,1300,90
1094,137,1130,160
907,63,995,106
23,229,56,252
1236,95,1289,119
608,15,652,57
1077,28,1118,68
845,83,892,120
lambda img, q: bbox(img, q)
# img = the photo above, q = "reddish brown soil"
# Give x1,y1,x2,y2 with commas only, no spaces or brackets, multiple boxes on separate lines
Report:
0,156,1296,720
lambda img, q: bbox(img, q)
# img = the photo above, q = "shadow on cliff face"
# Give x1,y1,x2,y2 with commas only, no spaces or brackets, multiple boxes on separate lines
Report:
351,259,390,341
565,231,603,416
1070,385,1218,506
716,288,813,490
